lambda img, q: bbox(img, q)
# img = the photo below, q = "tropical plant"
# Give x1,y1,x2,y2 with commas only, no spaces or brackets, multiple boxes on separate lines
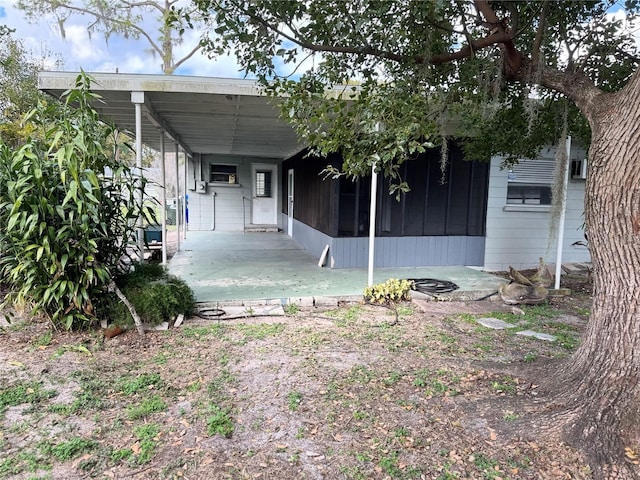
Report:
0,72,146,330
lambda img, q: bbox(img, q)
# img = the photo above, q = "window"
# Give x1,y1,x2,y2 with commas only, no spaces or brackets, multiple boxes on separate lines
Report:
506,158,554,206
255,170,272,197
210,164,237,184
507,184,552,205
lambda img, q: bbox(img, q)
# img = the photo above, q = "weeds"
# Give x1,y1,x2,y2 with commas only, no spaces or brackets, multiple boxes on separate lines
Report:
0,381,57,416
32,330,53,348
181,324,224,338
284,303,300,315
326,305,361,326
206,404,234,438
51,371,108,414
287,391,303,411
235,323,284,341
133,423,160,464
118,372,164,395
126,395,167,420
412,368,459,397
41,437,97,461
491,376,518,395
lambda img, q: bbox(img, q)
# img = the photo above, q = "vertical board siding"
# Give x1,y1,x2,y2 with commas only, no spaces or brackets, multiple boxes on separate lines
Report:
290,219,335,264
484,149,591,271
302,234,485,268
282,153,340,236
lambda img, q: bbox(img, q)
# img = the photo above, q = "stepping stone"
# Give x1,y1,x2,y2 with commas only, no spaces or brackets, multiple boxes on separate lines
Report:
476,317,517,330
515,330,557,341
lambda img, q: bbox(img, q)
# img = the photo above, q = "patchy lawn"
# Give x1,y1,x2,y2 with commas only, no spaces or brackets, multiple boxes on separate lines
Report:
0,277,594,479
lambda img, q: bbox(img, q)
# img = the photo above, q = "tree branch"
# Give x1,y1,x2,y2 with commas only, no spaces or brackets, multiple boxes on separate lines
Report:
531,1,548,68
170,43,202,73
110,280,144,335
20,1,165,64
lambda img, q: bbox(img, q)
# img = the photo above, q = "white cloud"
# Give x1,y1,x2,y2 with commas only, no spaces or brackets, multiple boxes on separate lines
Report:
62,24,104,61
0,0,242,77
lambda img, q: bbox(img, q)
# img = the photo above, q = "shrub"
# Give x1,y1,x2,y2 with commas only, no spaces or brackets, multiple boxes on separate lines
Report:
0,73,146,330
363,278,413,304
99,264,195,326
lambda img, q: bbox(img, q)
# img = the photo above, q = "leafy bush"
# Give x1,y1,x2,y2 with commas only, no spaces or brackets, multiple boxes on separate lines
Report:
363,278,413,304
100,264,195,326
0,72,146,330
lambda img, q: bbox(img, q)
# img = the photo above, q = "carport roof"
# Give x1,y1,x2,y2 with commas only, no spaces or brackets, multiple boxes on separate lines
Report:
38,71,304,159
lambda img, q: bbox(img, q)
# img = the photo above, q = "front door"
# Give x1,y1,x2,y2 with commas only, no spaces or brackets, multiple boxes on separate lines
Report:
287,169,294,236
251,163,277,225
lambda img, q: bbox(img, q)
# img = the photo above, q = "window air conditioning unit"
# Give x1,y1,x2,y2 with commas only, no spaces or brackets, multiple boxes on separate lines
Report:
195,180,207,193
571,158,588,180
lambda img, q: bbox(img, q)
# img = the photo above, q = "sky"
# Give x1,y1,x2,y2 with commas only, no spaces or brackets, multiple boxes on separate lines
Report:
0,0,244,78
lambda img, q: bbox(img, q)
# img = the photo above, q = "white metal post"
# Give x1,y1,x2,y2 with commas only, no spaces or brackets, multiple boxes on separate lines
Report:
554,135,571,289
175,142,181,252
132,93,144,263
160,134,167,265
183,154,188,240
367,164,378,287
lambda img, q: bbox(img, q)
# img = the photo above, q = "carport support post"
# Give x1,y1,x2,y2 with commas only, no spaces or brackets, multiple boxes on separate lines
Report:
131,91,145,263
175,142,181,252
183,154,188,240
160,134,167,265
367,162,378,287
554,135,571,290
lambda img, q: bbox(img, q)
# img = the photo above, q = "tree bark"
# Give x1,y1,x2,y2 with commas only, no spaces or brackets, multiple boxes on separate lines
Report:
539,70,640,479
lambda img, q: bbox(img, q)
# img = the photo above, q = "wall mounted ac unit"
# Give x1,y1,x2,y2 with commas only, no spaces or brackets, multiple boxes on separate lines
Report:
195,180,207,193
571,158,588,180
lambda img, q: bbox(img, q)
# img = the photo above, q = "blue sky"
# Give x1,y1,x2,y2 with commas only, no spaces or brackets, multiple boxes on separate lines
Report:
0,0,243,77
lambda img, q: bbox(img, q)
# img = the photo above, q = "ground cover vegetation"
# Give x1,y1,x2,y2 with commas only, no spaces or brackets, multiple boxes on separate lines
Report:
0,277,595,479
170,1,640,477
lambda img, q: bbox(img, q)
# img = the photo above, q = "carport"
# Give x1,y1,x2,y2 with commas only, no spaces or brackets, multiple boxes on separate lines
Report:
38,71,505,304
38,71,303,261
168,231,504,303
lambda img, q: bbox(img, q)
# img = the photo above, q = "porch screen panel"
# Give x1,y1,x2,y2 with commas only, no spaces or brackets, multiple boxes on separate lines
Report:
378,160,427,236
423,153,449,236
467,160,489,236
445,148,472,235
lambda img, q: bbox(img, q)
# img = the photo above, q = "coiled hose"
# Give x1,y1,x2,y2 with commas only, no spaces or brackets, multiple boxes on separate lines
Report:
407,278,459,294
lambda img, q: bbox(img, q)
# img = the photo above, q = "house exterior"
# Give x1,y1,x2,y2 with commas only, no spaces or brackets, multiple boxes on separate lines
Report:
484,145,590,271
38,72,591,272
183,141,590,271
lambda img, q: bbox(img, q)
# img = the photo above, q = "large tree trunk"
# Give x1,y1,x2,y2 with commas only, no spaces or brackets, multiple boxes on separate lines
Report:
544,72,640,479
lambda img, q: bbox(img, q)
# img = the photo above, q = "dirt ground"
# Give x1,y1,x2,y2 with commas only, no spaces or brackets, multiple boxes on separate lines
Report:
0,272,601,480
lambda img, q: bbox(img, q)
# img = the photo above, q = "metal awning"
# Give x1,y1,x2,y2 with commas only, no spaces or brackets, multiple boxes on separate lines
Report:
38,72,304,159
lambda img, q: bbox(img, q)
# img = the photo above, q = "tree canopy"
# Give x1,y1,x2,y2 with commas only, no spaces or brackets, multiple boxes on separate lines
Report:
16,0,206,74
0,26,57,146
182,1,638,181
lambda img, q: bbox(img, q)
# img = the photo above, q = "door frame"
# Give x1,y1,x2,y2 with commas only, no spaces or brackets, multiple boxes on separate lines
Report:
250,163,278,225
287,168,294,236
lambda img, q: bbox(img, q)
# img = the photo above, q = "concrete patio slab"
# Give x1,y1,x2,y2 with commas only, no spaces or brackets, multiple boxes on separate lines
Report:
167,231,507,304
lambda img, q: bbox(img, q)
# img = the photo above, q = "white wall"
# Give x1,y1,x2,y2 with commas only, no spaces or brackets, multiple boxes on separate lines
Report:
187,155,282,231
484,146,591,271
